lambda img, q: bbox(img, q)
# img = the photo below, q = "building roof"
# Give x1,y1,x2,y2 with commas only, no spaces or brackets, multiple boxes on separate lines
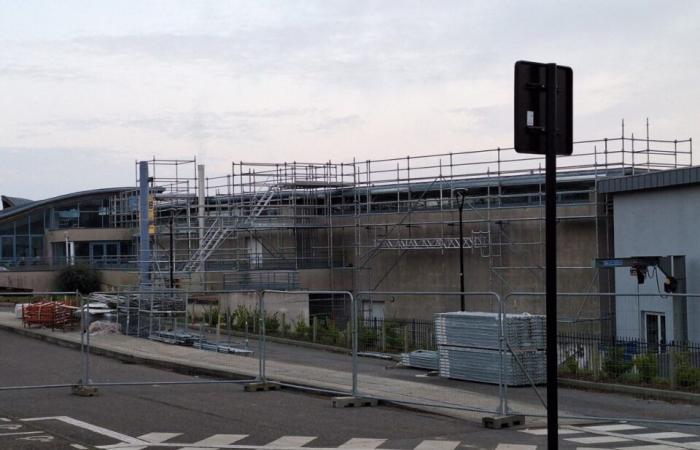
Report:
597,166,700,194
0,187,136,221
1,196,33,210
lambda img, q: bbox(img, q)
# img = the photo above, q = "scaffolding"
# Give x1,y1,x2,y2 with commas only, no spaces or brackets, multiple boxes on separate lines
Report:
125,122,692,327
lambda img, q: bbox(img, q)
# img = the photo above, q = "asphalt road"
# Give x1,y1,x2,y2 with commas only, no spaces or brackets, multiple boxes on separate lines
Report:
198,327,700,423
1,329,699,450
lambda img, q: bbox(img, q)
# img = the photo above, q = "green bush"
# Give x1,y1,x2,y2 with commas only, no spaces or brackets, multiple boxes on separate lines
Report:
559,354,579,377
319,320,341,346
55,264,102,294
233,305,257,331
674,352,700,388
202,305,220,326
602,346,633,379
264,312,280,334
383,322,404,353
634,353,658,383
294,317,310,339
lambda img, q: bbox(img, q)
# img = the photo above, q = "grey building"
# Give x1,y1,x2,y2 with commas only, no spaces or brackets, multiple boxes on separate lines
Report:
599,166,700,343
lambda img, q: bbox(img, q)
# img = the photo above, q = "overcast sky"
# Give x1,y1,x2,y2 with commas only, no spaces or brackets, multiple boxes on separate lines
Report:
1,0,698,201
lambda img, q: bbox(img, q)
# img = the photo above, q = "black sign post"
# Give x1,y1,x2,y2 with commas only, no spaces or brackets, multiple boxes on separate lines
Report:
514,61,572,450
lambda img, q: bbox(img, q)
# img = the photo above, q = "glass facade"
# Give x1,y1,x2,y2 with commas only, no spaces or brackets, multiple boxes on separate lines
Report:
0,191,135,268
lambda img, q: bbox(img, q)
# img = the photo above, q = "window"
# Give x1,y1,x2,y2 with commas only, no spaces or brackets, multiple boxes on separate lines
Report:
644,312,667,353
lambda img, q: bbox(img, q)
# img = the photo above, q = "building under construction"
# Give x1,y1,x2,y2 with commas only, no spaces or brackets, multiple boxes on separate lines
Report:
128,126,692,335
0,123,693,337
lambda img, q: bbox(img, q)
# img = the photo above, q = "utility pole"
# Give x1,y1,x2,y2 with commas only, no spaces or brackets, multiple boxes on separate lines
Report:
169,211,175,289
454,188,468,312
514,60,573,449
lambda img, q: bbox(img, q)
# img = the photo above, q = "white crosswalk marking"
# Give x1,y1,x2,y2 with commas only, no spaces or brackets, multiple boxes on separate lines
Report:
613,445,686,450
520,428,582,436
566,436,633,444
178,434,248,450
338,438,386,448
121,433,183,450
583,424,645,432
413,440,460,450
139,433,183,443
629,432,697,439
262,436,317,447
494,445,536,450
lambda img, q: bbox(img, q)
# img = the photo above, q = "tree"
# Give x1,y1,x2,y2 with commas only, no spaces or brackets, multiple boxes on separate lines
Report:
55,264,102,294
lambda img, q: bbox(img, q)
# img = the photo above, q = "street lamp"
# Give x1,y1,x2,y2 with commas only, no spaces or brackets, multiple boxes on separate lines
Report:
453,188,468,312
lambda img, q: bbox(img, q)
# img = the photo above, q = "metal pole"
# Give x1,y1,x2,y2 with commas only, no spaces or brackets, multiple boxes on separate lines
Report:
351,291,358,397
458,195,466,311
138,161,151,287
260,291,266,381
169,212,175,289
545,62,559,449
80,292,88,385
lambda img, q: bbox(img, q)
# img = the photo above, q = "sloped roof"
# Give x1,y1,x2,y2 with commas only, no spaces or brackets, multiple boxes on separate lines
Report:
1,195,33,210
0,187,136,221
597,166,700,194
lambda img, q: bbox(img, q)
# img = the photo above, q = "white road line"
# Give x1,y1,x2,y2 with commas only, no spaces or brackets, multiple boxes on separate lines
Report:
139,433,183,443
494,445,537,450
338,438,386,448
614,446,685,450
22,416,148,446
520,428,582,436
584,424,646,432
0,431,44,437
119,433,185,450
263,436,317,448
71,445,89,450
178,434,248,450
629,433,697,440
566,436,634,444
413,440,461,450
0,418,11,422
568,424,700,449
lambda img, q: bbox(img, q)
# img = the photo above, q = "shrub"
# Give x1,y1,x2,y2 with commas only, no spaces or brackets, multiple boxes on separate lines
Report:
559,354,579,377
319,320,341,346
55,264,102,294
602,346,633,379
634,353,658,383
264,312,280,334
233,305,257,331
294,317,310,339
674,352,700,388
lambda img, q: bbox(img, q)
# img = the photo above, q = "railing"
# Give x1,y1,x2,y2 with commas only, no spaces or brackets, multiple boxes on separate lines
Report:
0,256,137,271
558,333,700,390
358,318,436,353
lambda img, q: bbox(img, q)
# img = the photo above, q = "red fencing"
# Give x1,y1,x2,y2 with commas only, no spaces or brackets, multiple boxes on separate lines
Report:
22,302,74,330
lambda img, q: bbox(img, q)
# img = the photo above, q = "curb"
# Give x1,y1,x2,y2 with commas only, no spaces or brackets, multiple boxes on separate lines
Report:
191,325,402,361
559,378,700,405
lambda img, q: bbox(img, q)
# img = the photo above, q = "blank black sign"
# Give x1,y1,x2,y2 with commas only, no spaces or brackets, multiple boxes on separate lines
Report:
514,61,573,155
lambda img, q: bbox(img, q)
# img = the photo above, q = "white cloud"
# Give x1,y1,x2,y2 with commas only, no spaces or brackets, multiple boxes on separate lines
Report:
0,0,698,198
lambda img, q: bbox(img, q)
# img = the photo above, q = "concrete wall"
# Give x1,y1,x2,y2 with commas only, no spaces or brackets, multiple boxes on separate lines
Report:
0,271,56,292
613,185,700,342
320,203,602,326
0,269,137,292
210,291,309,325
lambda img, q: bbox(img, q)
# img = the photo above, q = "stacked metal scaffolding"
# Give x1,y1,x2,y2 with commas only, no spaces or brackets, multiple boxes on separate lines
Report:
114,289,187,338
435,311,547,386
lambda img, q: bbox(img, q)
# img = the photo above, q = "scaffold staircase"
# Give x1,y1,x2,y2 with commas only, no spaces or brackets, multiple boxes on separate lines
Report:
181,217,236,273
181,186,278,273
